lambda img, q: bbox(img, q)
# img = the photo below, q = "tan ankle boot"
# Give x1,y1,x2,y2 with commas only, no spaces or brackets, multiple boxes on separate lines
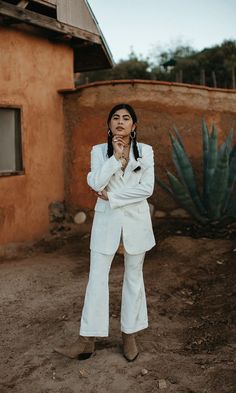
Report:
122,332,139,362
53,336,95,360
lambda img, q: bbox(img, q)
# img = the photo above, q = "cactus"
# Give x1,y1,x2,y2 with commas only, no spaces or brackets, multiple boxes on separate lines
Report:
157,121,236,226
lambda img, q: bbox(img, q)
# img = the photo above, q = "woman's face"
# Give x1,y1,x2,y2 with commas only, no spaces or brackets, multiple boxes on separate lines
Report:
109,109,136,138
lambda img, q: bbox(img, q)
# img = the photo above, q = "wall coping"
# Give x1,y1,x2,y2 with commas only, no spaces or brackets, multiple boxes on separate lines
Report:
59,79,236,95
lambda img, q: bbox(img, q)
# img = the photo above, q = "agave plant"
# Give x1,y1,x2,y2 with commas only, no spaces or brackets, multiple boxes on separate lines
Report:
157,120,236,226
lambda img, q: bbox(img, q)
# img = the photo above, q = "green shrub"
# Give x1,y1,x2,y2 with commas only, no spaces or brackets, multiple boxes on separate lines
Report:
157,121,236,226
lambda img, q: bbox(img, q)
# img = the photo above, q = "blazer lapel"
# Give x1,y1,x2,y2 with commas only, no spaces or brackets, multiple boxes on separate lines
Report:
101,142,141,182
122,142,141,182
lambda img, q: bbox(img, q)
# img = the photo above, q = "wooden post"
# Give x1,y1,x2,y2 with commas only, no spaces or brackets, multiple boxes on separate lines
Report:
179,69,183,83
200,68,205,85
212,70,217,88
232,66,235,89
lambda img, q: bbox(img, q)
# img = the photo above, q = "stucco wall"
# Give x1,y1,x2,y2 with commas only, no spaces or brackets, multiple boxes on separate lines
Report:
63,80,236,213
0,27,74,245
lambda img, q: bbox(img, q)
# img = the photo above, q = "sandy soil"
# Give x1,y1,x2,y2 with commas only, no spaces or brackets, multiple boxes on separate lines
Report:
0,221,236,393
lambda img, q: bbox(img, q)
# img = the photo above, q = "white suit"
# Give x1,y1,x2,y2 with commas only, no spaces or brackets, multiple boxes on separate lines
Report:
88,142,156,254
79,141,156,337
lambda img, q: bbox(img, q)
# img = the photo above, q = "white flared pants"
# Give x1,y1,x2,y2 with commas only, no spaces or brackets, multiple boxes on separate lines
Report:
79,248,148,337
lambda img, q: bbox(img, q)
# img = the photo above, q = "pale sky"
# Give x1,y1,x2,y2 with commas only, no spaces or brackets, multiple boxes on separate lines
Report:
88,0,236,63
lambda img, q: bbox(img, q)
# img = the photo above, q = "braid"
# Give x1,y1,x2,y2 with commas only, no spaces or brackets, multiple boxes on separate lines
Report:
107,131,113,158
132,135,140,160
132,134,141,172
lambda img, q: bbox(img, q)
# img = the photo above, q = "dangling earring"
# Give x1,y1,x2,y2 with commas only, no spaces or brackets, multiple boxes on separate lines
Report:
108,129,113,137
130,130,136,140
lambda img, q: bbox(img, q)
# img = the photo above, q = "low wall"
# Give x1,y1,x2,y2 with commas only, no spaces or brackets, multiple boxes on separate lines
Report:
62,80,236,213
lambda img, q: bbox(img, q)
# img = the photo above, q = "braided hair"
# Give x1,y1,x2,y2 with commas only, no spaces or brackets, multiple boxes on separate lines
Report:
107,104,141,163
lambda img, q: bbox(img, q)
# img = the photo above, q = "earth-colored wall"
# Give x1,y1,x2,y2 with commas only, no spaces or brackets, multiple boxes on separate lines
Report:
63,80,236,213
0,27,74,245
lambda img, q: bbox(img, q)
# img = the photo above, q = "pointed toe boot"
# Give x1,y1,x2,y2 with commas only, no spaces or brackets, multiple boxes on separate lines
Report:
53,336,95,360
122,332,139,362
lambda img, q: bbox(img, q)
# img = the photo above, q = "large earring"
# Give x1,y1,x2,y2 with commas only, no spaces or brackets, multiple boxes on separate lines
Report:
130,130,136,140
108,129,113,137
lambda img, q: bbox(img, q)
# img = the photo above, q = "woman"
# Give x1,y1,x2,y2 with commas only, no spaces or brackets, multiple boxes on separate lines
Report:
54,103,156,362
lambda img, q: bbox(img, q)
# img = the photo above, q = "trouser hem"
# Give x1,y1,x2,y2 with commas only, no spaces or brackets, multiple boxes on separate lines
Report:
80,330,109,337
121,322,148,334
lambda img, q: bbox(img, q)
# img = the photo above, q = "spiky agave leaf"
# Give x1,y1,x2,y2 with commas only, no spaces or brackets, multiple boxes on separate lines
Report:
173,125,186,151
225,190,236,218
170,134,206,215
218,128,234,159
229,143,236,163
207,124,218,184
170,128,187,185
228,144,236,189
208,146,229,219
155,176,175,198
202,119,210,205
169,132,185,185
167,171,208,224
223,142,236,212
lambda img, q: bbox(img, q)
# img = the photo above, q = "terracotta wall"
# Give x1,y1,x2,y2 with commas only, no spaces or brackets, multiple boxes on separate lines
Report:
0,27,74,245
63,80,236,213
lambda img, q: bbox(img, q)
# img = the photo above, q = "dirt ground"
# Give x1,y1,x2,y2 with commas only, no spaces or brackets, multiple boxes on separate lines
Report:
0,220,236,393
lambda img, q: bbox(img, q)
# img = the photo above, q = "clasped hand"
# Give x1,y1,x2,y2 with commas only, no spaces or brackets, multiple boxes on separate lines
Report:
112,135,125,160
94,189,108,200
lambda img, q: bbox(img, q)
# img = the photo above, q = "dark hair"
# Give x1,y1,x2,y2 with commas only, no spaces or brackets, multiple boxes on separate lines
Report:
107,103,140,162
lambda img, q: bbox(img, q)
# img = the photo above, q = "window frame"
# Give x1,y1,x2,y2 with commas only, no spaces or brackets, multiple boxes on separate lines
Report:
0,105,25,177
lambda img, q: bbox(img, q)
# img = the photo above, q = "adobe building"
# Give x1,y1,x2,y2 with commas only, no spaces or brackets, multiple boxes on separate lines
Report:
0,0,113,248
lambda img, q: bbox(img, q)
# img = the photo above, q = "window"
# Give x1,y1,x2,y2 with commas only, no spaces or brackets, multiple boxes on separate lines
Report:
0,108,23,175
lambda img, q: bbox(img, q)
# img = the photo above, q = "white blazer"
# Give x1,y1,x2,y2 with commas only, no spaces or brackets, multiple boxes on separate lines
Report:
87,141,156,255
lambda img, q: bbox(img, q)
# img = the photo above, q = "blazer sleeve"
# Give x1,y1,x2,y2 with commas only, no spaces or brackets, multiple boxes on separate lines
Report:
107,146,155,208
87,145,122,192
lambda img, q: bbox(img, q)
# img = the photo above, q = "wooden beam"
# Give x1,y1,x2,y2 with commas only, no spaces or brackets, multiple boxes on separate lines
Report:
72,41,94,49
17,0,29,8
0,0,101,44
32,0,56,8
